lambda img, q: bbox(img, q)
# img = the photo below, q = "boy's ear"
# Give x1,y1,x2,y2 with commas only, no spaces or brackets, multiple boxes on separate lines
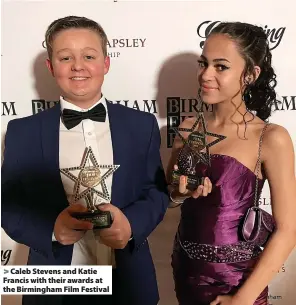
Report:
46,59,55,77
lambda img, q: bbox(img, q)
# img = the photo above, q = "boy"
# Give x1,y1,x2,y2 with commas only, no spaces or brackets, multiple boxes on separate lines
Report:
2,16,169,305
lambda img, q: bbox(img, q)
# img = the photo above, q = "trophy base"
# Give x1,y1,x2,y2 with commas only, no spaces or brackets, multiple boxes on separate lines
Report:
172,170,205,192
72,210,113,229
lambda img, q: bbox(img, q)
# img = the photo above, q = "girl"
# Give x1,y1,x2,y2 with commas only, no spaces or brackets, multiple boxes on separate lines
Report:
169,22,296,305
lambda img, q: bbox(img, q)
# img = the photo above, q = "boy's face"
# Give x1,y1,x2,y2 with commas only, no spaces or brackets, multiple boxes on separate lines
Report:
46,28,110,108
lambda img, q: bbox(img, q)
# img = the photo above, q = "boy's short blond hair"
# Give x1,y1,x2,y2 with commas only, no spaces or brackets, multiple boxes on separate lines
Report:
44,16,108,59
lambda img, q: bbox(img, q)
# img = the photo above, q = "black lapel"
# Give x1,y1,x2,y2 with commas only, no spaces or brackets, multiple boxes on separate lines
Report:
40,104,68,207
106,101,131,207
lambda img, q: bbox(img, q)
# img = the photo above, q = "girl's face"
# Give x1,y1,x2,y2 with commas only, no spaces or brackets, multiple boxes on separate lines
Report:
198,33,246,105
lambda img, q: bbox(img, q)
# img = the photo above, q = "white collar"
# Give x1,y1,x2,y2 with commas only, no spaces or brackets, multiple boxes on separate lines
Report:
60,95,107,113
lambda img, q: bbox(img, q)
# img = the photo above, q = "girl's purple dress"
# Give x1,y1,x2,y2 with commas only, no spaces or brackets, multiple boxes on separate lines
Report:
171,154,268,305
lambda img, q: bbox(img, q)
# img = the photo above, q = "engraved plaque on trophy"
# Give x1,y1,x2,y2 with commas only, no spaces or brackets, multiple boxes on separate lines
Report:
171,112,226,191
60,147,119,229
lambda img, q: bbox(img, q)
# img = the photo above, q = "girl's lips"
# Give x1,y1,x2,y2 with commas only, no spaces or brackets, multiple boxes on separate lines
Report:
202,84,217,89
201,85,218,92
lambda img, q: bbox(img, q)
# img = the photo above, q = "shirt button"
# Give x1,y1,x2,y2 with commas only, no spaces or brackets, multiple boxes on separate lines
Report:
88,132,92,136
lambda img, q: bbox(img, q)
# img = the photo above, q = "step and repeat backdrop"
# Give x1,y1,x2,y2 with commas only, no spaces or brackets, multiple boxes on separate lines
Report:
1,1,296,305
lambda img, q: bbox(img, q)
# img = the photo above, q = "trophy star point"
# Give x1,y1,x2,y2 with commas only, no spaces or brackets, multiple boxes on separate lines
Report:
174,112,226,166
60,146,119,204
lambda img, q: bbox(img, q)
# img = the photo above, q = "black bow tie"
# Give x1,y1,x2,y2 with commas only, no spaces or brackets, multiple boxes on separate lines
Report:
62,103,106,129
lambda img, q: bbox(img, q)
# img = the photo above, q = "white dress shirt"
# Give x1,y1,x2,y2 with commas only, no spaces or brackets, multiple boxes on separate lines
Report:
59,95,115,267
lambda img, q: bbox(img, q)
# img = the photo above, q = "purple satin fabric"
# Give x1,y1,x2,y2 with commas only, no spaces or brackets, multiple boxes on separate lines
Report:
171,154,268,305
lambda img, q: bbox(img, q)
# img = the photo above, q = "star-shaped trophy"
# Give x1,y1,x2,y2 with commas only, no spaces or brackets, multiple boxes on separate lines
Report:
171,112,226,191
60,146,119,229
